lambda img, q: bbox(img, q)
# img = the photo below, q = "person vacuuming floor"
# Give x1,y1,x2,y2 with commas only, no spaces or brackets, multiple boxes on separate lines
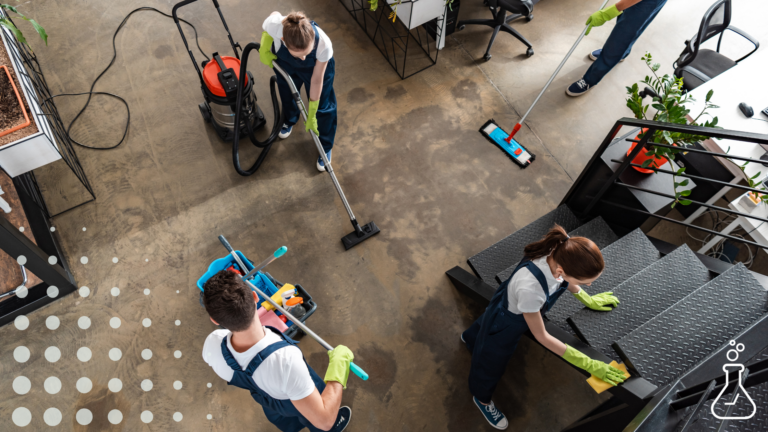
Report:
566,0,667,96
260,11,336,172
202,270,353,431
461,225,627,430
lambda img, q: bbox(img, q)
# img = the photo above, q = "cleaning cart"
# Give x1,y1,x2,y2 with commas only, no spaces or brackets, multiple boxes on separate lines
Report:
197,250,317,339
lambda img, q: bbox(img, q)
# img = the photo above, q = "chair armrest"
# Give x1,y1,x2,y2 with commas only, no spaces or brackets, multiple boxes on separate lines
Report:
721,25,760,63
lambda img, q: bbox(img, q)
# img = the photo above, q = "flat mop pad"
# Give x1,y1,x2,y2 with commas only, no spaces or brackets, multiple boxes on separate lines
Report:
480,119,535,168
586,361,631,394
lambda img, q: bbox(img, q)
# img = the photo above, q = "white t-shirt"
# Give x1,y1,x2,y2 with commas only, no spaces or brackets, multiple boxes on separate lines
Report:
506,256,565,314
263,14,333,62
203,327,316,401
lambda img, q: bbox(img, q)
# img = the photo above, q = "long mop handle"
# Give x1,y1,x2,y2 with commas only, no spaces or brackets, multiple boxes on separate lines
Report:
505,0,611,143
243,246,288,280
272,63,359,225
218,236,369,381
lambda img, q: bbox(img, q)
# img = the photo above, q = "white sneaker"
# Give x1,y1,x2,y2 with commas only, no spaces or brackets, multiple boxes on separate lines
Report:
316,150,332,172
278,124,293,139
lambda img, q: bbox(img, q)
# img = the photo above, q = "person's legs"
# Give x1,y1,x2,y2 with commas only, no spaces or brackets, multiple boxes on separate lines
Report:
263,406,305,432
462,315,484,351
583,0,667,86
275,71,303,128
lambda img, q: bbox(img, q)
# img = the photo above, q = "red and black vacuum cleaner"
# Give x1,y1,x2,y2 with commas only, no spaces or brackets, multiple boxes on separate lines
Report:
172,0,281,176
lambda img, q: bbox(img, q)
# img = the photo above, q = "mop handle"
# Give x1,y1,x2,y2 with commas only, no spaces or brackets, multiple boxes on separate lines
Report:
505,0,611,143
218,236,369,381
243,246,287,280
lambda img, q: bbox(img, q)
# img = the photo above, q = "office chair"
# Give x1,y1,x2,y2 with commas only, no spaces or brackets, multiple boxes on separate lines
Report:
674,0,759,92
456,0,535,61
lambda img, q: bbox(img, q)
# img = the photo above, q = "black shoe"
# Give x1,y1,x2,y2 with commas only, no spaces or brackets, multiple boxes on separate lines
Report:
329,406,351,432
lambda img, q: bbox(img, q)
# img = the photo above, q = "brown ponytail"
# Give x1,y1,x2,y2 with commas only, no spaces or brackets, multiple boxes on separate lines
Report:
523,224,604,280
282,11,315,51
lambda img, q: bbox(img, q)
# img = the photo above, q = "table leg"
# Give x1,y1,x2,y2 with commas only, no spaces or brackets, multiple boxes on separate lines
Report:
683,177,741,225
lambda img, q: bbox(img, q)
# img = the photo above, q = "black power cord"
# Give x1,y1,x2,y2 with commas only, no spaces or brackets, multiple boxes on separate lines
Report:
46,7,209,150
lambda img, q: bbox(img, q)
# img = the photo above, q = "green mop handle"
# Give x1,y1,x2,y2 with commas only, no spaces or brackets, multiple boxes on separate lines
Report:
218,236,370,381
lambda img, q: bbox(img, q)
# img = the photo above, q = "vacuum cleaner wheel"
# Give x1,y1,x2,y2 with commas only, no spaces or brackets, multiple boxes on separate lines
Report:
199,102,211,123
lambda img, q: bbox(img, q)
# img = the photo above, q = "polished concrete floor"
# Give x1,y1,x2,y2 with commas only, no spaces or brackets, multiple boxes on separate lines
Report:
2,0,768,431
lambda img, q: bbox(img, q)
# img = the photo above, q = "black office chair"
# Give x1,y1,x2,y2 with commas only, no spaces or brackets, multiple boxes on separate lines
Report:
456,0,535,61
674,0,759,92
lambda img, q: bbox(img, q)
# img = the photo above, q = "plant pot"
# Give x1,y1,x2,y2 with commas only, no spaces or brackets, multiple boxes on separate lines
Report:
0,65,31,138
627,129,666,174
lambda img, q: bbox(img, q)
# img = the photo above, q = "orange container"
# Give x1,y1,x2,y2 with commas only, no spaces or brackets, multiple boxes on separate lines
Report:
0,65,31,138
627,128,667,174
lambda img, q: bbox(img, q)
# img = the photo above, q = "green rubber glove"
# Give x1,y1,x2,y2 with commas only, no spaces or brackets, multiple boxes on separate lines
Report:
259,31,277,68
563,345,627,386
573,289,620,311
585,4,622,35
324,345,354,389
305,100,319,136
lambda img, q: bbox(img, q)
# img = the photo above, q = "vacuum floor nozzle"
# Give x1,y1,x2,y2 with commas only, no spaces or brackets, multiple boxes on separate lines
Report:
342,221,380,250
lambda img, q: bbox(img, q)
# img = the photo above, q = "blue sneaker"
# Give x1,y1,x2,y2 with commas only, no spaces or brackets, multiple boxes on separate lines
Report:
316,150,332,172
473,397,508,430
329,406,351,432
279,123,293,139
566,78,592,97
589,48,625,62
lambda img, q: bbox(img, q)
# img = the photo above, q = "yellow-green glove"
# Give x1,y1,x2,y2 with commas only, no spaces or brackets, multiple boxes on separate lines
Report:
585,4,622,35
324,345,354,389
563,345,627,386
573,289,620,311
305,100,319,136
259,31,277,68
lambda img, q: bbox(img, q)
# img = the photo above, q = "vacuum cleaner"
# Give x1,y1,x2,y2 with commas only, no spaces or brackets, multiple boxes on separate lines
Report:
173,0,379,250
172,0,281,176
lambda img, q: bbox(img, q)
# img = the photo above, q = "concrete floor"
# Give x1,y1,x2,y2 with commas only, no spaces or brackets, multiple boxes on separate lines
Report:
2,0,767,431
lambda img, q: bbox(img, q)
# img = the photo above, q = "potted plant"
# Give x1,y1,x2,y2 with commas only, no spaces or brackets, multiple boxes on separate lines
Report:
0,64,29,137
625,52,720,207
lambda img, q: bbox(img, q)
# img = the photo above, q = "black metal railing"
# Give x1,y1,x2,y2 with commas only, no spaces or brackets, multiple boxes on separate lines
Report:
562,117,768,251
1,12,95,217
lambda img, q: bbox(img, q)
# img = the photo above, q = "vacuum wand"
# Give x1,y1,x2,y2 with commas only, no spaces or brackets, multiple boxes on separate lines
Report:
218,235,369,381
505,0,611,143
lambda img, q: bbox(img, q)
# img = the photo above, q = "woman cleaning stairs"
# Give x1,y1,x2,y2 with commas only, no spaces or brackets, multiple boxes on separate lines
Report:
461,225,627,430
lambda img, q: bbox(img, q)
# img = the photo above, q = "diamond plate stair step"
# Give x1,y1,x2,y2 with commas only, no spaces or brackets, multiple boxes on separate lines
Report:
494,216,620,284
544,228,661,335
675,345,768,432
467,205,580,286
567,244,710,361
615,263,768,389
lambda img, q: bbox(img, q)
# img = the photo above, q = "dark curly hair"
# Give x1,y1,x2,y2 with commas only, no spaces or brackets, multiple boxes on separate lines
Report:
202,270,255,332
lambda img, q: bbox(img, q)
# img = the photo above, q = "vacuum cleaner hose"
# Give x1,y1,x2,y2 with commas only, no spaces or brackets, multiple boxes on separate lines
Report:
231,42,282,176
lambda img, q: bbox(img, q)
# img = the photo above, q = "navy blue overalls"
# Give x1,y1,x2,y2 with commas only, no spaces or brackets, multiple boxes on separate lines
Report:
273,22,337,154
221,327,330,432
462,259,569,403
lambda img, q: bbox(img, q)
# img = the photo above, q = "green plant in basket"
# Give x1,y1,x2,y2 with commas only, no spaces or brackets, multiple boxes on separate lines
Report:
1,3,47,49
625,52,721,207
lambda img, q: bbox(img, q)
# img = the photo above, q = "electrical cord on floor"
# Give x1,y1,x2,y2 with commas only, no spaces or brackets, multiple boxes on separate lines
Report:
685,208,760,267
44,7,209,150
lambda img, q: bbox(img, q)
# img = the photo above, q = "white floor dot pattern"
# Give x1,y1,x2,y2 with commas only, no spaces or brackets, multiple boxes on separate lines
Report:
45,315,60,330
44,346,61,362
44,376,62,394
76,377,92,393
108,348,122,361
44,407,62,426
12,407,31,427
77,316,91,329
76,408,92,425
77,347,92,362
12,376,31,394
79,286,90,297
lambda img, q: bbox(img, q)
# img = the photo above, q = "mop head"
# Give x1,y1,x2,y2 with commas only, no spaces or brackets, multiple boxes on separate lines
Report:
479,119,535,168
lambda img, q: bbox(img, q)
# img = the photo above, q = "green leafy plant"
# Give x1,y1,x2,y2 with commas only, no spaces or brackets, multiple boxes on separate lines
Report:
625,52,721,207
0,3,47,49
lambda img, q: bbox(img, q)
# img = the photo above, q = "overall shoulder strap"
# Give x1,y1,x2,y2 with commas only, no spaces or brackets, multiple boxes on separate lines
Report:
522,260,552,302
220,336,243,371
243,341,292,376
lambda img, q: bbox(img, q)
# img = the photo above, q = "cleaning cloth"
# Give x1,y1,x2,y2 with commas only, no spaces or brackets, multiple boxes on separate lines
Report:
587,361,630,394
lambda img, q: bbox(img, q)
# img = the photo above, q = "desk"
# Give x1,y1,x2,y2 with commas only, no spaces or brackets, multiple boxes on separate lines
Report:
682,49,768,253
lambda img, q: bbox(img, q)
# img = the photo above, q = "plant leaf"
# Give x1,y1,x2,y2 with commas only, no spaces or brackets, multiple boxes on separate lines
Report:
0,18,26,46
678,179,689,187
679,199,692,205
706,89,713,102
680,189,691,196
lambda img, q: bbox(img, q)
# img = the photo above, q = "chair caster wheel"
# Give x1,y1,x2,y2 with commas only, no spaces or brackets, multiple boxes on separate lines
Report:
526,14,534,22
526,48,534,57
199,102,211,123
458,24,465,31
484,53,492,61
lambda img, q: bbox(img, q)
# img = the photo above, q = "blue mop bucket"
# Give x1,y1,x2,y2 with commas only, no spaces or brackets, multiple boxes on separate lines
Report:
197,252,316,337
197,251,279,302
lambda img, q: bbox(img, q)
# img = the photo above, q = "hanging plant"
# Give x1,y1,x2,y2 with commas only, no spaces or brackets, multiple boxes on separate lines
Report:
0,4,47,50
625,52,721,208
